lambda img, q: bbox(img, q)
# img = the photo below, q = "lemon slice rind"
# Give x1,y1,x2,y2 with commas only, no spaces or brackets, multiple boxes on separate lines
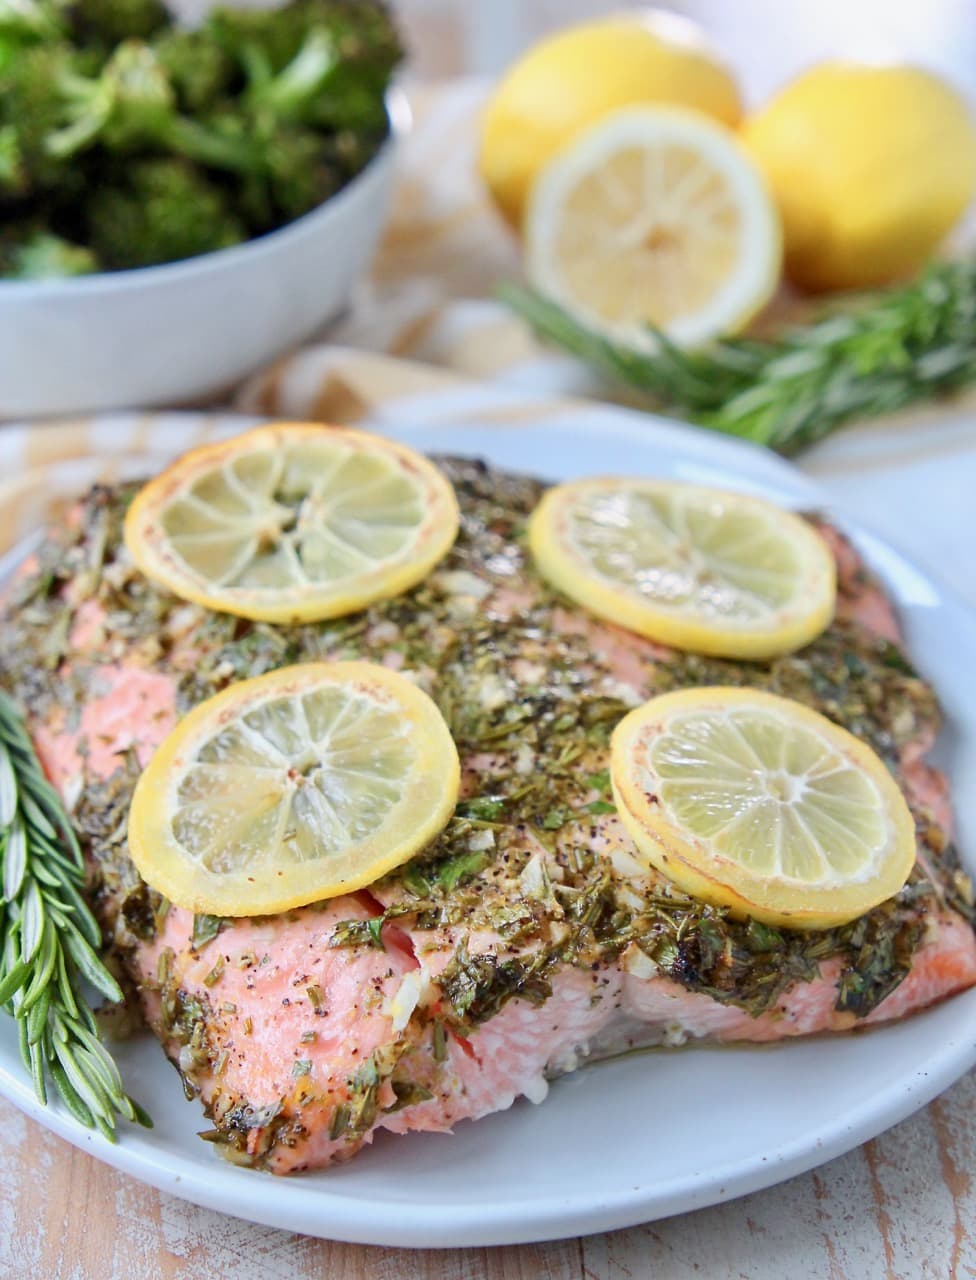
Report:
528,477,836,660
127,661,461,916
124,423,460,624
611,687,916,930
525,106,781,349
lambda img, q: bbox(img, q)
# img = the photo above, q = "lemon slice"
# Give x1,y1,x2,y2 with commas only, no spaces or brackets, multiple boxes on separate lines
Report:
528,478,835,659
124,423,459,623
611,687,916,930
525,106,781,348
127,662,460,916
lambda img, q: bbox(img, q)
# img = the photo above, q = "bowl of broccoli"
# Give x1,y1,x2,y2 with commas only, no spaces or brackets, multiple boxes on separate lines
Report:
0,0,405,416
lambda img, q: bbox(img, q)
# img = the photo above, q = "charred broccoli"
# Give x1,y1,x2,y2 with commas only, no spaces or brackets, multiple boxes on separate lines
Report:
210,1,401,81
0,44,95,197
264,129,341,223
0,0,403,278
0,125,22,196
0,0,64,70
46,40,260,173
153,27,236,115
0,229,99,279
87,159,246,270
66,0,169,48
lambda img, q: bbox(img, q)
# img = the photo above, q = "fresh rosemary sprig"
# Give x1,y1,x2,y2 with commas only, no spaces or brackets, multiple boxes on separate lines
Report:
0,690,149,1139
502,260,976,453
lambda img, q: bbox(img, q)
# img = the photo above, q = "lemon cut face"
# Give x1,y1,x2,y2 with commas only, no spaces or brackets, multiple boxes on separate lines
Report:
525,106,780,349
528,477,835,660
124,423,460,623
127,662,461,916
611,688,917,930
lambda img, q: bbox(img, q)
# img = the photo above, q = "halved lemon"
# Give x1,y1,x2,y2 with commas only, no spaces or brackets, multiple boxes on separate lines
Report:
127,662,460,916
528,478,835,659
525,106,781,349
124,423,459,623
611,687,916,930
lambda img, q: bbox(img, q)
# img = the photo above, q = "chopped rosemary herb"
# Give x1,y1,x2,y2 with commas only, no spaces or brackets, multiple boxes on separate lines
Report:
401,865,431,898
292,1059,312,1077
586,770,611,793
202,957,225,987
456,796,506,821
367,917,384,948
431,1020,447,1062
745,920,784,953
192,914,226,950
440,941,553,1023
329,918,385,950
582,800,616,815
436,850,489,892
329,1103,350,1141
541,807,570,830
384,1080,434,1113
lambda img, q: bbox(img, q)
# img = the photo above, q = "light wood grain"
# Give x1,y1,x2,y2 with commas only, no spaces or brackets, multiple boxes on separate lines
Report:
3,1067,974,1279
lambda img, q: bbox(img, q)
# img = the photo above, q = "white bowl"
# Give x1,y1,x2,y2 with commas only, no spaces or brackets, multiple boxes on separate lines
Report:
0,93,407,419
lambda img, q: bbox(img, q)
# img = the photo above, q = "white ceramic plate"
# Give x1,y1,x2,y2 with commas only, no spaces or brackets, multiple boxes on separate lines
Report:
1,410,975,1248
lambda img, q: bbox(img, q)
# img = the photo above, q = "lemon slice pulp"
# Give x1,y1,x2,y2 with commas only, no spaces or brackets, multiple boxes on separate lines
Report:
528,477,835,659
525,106,781,349
611,688,916,929
127,662,460,916
124,423,460,623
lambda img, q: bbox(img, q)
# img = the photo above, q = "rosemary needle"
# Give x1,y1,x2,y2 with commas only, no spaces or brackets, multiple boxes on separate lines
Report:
502,260,976,454
0,690,149,1138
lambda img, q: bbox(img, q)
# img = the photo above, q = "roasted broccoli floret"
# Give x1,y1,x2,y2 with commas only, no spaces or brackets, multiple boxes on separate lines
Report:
153,27,237,115
1,229,99,279
46,40,260,174
86,158,246,270
0,0,64,69
243,27,338,127
209,0,400,75
0,44,92,195
225,1,399,145
265,128,341,222
209,0,400,132
0,0,403,277
0,124,24,195
66,0,168,47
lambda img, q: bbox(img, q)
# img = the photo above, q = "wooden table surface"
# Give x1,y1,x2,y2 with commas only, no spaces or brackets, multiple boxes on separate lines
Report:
4,1069,974,1279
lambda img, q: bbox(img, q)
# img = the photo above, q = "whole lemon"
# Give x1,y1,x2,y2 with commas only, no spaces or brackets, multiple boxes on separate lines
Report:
478,11,742,228
743,62,976,292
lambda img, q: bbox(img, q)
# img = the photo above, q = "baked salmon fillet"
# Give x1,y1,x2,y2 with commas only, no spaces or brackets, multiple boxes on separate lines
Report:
0,457,973,1174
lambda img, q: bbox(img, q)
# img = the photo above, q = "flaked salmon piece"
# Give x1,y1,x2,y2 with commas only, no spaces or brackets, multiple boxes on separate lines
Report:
814,520,901,645
1,461,973,1174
